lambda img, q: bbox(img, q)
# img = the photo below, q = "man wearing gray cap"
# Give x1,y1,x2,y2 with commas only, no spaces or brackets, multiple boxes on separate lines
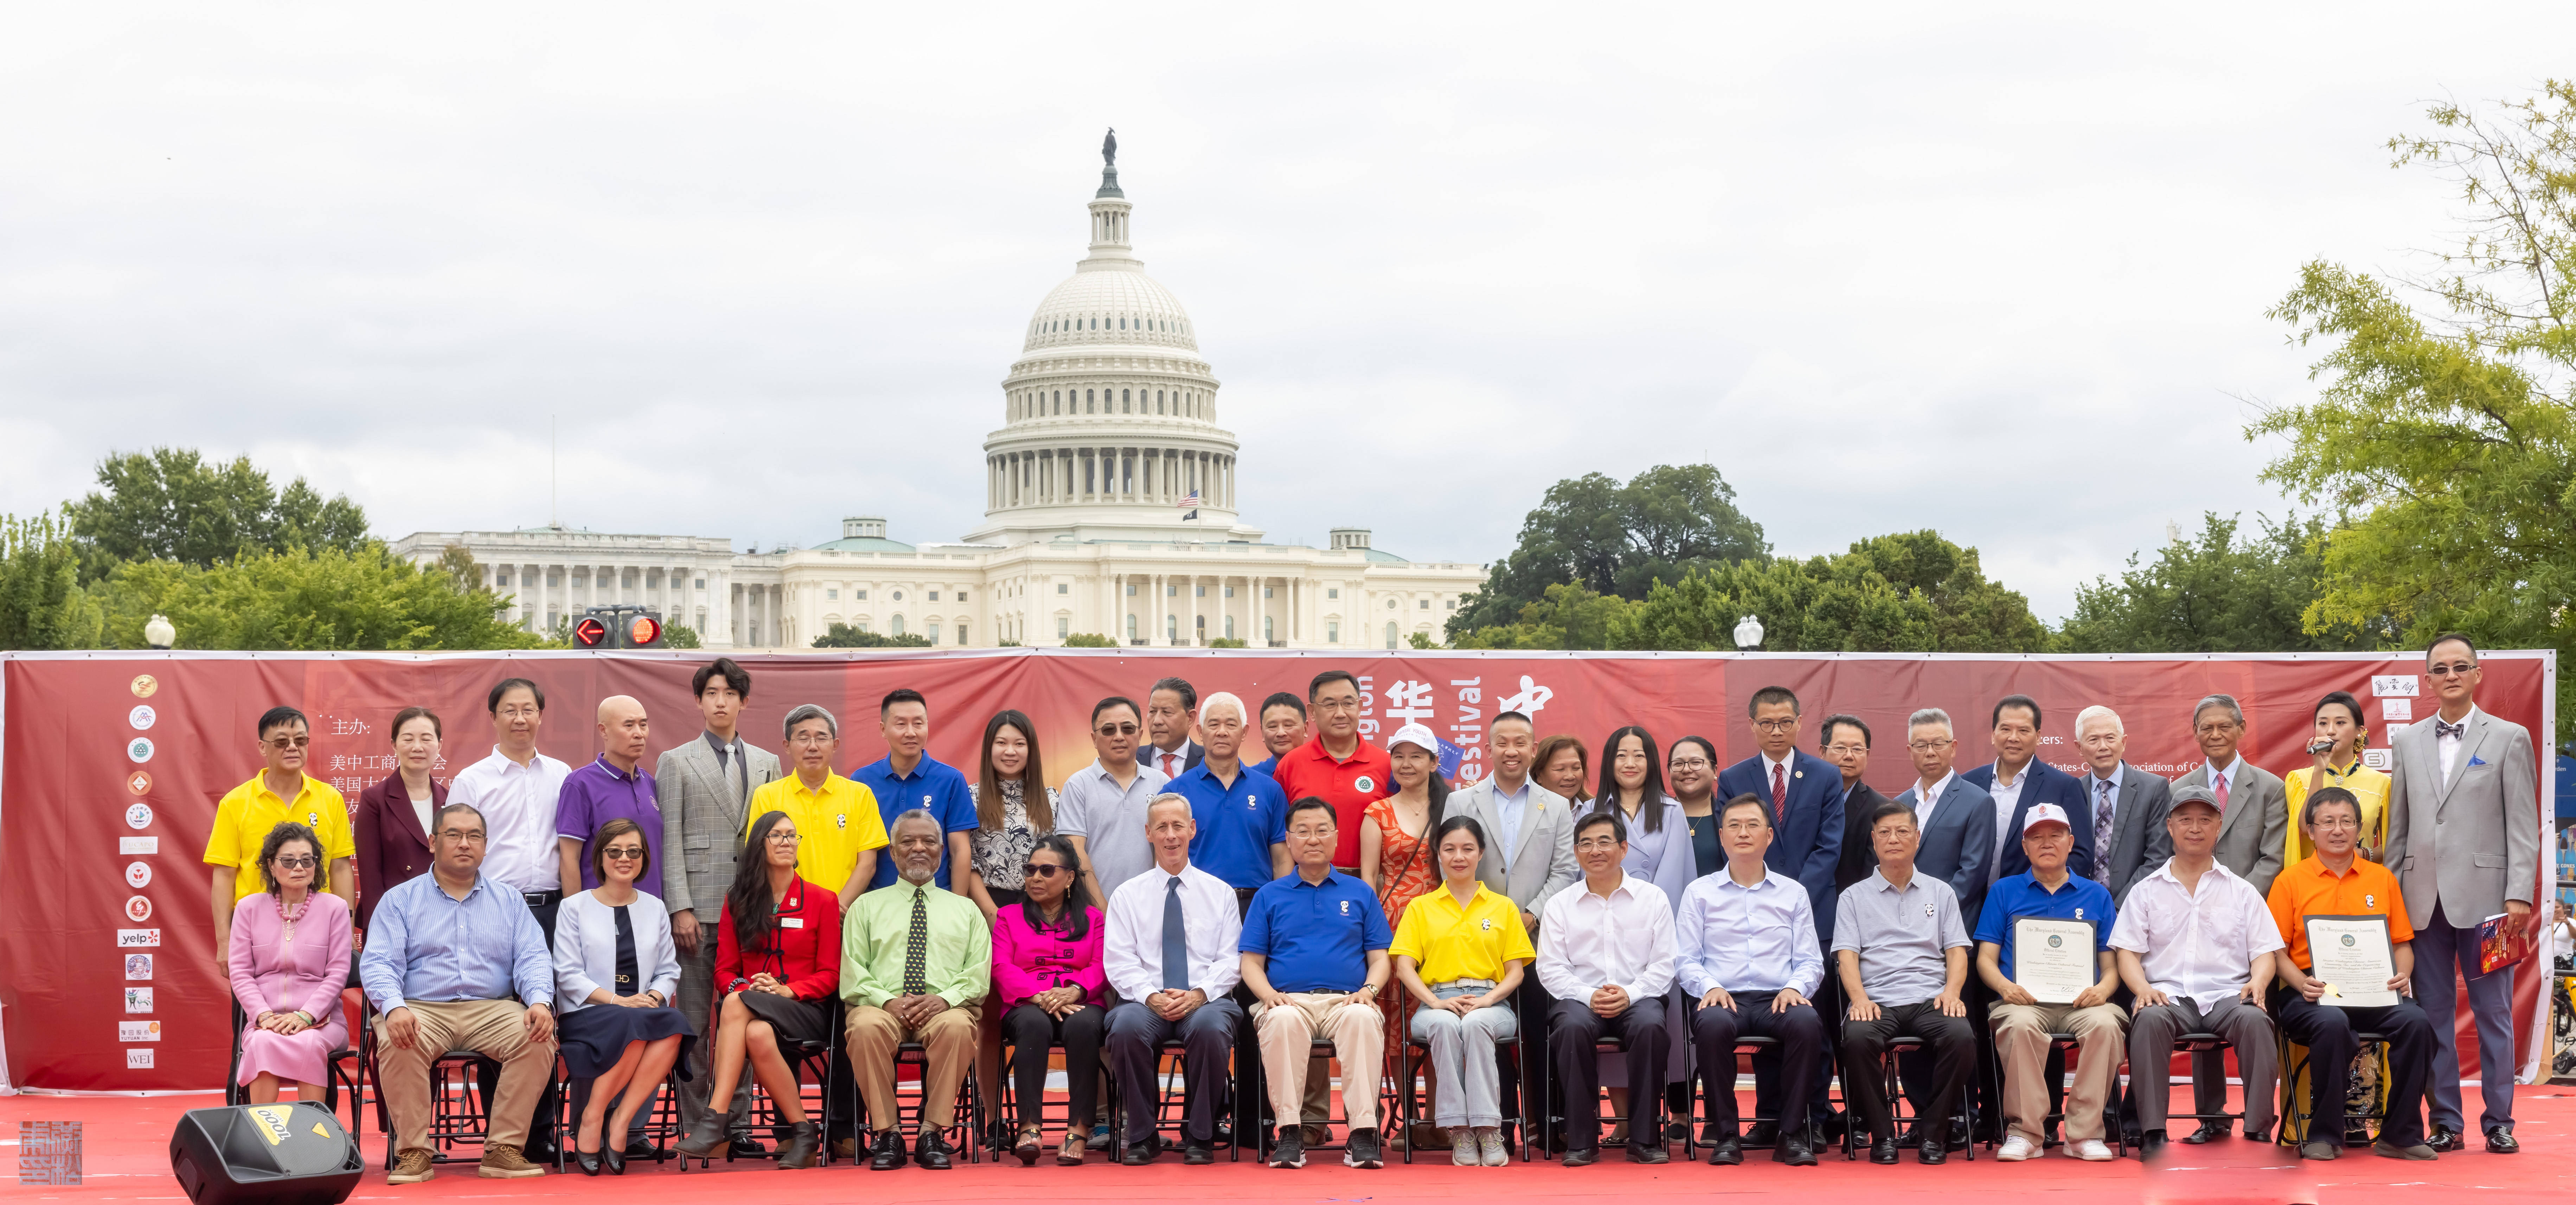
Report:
2108,785,2282,1159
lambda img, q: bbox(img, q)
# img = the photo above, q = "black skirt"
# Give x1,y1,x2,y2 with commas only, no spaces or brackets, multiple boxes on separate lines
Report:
557,1002,698,1081
737,989,835,1047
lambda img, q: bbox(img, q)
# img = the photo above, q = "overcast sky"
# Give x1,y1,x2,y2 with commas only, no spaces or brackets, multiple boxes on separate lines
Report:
5,5,2571,621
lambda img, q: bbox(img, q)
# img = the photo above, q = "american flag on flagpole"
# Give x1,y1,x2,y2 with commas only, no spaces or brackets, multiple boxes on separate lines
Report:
1179,490,1200,519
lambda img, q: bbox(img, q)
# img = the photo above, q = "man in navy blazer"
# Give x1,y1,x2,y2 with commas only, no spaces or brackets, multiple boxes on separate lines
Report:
1959,695,2095,889
1717,685,1844,940
1890,709,1997,921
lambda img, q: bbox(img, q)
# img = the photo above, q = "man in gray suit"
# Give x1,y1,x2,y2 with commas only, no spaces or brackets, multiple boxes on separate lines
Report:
2384,634,2540,1154
2071,705,2172,905
2168,694,2287,896
656,658,782,1149
1445,710,1578,1143
1890,709,1997,921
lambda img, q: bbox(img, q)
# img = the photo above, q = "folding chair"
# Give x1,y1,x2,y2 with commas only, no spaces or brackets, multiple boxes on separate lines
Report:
2277,1030,2390,1149
1840,1033,1979,1161
683,1020,835,1170
870,1039,985,1164
1107,1037,1244,1161
1254,1036,1393,1163
994,1027,1103,1162
1684,1032,1812,1160
556,1064,687,1171
2153,1031,2244,1140
1395,994,1531,1164
225,963,367,1135
357,1003,505,1170
1981,1031,2124,1158
1539,1029,1659,1159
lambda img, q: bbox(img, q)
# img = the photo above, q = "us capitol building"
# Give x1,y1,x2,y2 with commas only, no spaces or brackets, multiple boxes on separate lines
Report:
393,137,1484,650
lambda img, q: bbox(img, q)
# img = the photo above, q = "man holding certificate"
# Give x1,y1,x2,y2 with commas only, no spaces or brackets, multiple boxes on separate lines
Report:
2265,786,2438,1162
1972,803,2124,1162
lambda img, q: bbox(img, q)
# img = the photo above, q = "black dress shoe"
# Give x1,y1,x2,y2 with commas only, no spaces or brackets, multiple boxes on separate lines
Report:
2138,1130,2167,1162
1120,1136,1162,1166
573,1149,602,1177
1774,1134,1816,1166
1869,1137,1899,1165
728,1130,768,1156
867,1130,908,1171
1706,1135,1742,1165
1626,1142,1669,1164
2425,1126,2461,1152
1744,1121,1779,1148
1896,1124,1922,1149
2178,1121,2230,1145
1184,1139,1215,1165
915,1129,955,1170
2485,1126,2519,1154
1560,1146,1600,1167
1917,1134,1949,1165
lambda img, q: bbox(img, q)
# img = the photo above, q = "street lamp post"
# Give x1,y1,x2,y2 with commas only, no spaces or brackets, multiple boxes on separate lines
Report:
1732,614,1763,651
144,614,175,650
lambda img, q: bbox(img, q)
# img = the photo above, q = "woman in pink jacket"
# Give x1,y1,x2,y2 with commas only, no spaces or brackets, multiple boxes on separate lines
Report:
228,822,353,1104
990,834,1106,1166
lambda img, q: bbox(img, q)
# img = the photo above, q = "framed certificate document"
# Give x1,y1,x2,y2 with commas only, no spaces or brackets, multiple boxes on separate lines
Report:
2303,915,2398,1008
2012,917,2097,1004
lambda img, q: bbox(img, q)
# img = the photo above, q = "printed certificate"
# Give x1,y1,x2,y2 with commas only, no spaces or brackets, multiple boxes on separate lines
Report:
2012,917,2096,1004
2304,914,2398,1008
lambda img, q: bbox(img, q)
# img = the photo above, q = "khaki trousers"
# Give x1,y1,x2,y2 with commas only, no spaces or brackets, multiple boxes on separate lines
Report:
1989,1000,2126,1143
374,999,553,1154
845,1002,980,1132
1254,993,1383,1131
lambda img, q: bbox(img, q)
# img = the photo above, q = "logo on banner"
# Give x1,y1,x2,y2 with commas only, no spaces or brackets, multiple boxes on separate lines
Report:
125,896,153,923
126,861,152,888
126,737,154,764
128,771,153,795
126,954,153,980
129,704,157,730
126,802,154,829
117,928,161,947
124,987,153,1013
2380,698,2413,722
120,1020,162,1042
127,1049,154,1069
121,837,158,855
2369,674,2420,698
1498,675,1556,718
130,674,158,698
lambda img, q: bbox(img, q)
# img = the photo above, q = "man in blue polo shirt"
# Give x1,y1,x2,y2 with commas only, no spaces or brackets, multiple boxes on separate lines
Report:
1972,802,2123,1163
1176,691,1289,909
1241,797,1392,1170
851,688,978,891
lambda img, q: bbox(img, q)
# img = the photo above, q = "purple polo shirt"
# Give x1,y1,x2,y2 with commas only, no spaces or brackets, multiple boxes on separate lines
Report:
555,755,664,892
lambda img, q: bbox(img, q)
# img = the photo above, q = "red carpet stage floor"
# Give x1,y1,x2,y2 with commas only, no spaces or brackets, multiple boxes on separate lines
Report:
7,1087,2571,1205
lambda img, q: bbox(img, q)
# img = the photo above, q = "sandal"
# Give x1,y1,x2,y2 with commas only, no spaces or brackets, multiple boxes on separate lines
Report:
1015,1126,1044,1167
1057,1131,1088,1166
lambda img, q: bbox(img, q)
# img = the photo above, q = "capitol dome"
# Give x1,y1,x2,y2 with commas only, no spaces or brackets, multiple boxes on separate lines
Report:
964,136,1254,547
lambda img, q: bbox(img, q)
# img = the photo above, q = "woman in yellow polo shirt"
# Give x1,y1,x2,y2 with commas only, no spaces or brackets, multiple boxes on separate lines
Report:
745,704,890,909
2281,691,2392,866
1391,814,1534,1168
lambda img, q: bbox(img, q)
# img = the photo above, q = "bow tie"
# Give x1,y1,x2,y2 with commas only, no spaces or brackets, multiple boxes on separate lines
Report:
2434,719,2466,739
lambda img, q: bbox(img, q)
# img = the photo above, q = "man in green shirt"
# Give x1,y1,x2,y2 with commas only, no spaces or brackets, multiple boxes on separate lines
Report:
842,810,993,1170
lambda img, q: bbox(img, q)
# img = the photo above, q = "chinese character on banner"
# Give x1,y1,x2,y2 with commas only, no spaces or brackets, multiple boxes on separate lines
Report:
1384,679,1436,726
1498,675,1554,718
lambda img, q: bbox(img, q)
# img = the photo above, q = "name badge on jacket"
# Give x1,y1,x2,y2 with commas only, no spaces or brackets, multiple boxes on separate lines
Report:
780,917,804,929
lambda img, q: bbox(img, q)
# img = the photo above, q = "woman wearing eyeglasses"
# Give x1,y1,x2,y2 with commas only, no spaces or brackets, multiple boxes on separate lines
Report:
552,818,695,1175
990,835,1106,1165
228,821,352,1106
675,809,842,1168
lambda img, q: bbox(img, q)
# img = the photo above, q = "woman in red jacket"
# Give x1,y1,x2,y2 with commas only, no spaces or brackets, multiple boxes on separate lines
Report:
352,707,446,930
675,809,840,1168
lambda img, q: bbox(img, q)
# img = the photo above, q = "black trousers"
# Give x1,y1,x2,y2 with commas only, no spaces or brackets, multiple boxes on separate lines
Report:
1694,992,1823,1134
1004,1002,1105,1128
1548,996,1670,1153
480,890,565,1153
1505,974,1551,1139
1105,999,1242,1144
1841,1002,1974,1144
2273,990,2434,1148
1752,975,1841,1133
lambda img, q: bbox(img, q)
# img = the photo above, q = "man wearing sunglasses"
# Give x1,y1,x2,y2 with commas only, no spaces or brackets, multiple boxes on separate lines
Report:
206,705,356,957
2385,634,2540,1154
1059,697,1173,905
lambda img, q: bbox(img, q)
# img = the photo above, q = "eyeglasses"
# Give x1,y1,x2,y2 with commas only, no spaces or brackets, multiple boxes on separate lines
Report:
1574,837,1623,852
2427,661,2476,678
272,855,318,870
437,831,487,843
1824,744,1868,756
1312,698,1362,713
1752,719,1798,733
603,846,645,860
764,831,800,845
1020,863,1071,879
263,736,311,751
1668,757,1711,771
1096,722,1139,736
1907,738,1954,752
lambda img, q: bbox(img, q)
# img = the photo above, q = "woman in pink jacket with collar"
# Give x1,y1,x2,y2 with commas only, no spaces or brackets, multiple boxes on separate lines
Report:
228,822,353,1104
990,834,1107,1165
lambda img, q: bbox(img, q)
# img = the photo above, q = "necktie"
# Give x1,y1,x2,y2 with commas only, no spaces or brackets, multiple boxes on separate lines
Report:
902,887,929,996
1162,752,1179,777
2212,770,2229,813
1771,762,1788,822
1161,876,1190,991
2091,780,2115,885
2434,719,2465,739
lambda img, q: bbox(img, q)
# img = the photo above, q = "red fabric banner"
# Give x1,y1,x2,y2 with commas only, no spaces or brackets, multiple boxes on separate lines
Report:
0,648,2553,1092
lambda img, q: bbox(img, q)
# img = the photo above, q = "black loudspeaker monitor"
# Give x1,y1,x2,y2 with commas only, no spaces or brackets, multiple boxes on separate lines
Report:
170,1101,362,1205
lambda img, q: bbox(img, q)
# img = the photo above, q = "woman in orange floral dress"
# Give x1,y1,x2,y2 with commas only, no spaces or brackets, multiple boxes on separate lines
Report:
1360,725,1449,1144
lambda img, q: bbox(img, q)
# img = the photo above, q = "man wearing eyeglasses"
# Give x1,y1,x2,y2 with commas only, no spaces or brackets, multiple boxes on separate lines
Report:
2170,694,2287,899
2384,634,2539,1154
1271,671,1394,875
1715,688,1843,1151
1538,809,1678,1165
205,705,357,957
1678,794,1826,1167
1059,697,1173,905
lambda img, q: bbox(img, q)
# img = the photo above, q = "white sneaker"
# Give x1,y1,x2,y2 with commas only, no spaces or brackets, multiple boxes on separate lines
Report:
1996,1134,2038,1161
1452,1129,1479,1166
1477,1127,1508,1166
2068,1139,2116,1162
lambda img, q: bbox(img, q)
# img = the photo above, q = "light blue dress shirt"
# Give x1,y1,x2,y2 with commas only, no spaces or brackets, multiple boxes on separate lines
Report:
1490,779,1532,865
1674,867,1823,998
360,870,555,1014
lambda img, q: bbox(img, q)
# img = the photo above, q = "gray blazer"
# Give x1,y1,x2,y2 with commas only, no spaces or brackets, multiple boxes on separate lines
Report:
1447,777,1580,925
2172,759,2286,896
2383,709,2540,930
655,735,781,918
2083,765,2173,906
1892,776,1997,921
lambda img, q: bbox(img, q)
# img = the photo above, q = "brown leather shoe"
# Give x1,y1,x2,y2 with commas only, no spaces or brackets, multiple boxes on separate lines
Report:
831,1137,859,1160
386,1148,437,1184
477,1143,546,1179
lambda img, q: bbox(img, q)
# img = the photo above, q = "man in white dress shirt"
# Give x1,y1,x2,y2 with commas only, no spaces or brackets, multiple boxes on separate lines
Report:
1101,794,1243,1166
1677,794,1825,1167
2109,785,2282,1159
1538,809,1678,1166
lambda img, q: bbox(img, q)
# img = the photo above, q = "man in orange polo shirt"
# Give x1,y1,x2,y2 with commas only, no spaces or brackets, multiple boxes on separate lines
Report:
1269,670,1392,873
2265,786,2437,1162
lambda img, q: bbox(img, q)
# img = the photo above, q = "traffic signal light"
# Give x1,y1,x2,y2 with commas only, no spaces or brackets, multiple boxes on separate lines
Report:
624,614,662,647
573,606,665,649
572,616,610,648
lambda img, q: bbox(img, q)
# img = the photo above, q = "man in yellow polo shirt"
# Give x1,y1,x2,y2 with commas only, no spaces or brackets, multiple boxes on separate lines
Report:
2265,785,2436,1162
1388,814,1536,1165
204,706,355,954
749,704,890,909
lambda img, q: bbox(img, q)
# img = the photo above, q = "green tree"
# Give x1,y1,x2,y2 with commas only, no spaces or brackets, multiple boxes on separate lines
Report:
0,512,107,649
1060,632,1117,647
67,448,370,580
1404,631,1439,649
2252,83,2576,735
1449,464,1768,634
662,623,704,649
2059,512,2386,653
1597,531,2049,653
1453,581,1641,649
95,546,542,650
811,623,931,648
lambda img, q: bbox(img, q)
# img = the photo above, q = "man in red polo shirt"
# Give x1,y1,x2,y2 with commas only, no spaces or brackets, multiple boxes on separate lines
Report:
1271,670,1393,873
